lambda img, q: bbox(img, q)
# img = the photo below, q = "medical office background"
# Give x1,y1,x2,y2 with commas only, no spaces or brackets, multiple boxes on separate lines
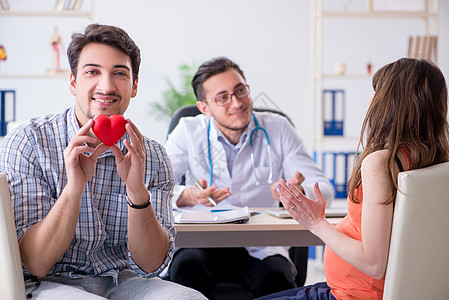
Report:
1,0,448,167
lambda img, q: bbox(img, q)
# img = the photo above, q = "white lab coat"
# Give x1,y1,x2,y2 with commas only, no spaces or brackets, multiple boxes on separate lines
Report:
165,111,335,262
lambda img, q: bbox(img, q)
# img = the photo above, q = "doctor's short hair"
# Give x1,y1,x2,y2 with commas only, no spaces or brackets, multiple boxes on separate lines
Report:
67,23,141,84
192,57,246,101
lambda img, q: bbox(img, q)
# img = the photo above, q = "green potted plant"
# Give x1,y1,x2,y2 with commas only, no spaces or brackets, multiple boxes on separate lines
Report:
150,62,198,120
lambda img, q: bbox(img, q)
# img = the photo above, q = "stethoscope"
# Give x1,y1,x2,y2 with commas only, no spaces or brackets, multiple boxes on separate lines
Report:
207,113,273,186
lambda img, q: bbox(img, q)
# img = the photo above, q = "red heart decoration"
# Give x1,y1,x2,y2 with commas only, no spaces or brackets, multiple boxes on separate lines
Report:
92,114,127,146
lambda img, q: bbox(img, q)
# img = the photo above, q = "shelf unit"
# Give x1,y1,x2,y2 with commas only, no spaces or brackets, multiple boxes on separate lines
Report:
0,1,94,79
0,10,92,18
311,0,439,198
0,71,71,79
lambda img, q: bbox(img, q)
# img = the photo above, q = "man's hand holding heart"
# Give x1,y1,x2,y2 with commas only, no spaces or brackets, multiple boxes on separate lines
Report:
92,115,148,201
64,119,109,192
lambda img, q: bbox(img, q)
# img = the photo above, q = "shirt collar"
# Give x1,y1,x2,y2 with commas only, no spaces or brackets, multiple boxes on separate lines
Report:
210,115,255,149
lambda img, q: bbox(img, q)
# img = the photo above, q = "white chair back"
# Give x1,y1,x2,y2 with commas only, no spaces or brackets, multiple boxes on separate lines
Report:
0,173,25,299
383,162,449,300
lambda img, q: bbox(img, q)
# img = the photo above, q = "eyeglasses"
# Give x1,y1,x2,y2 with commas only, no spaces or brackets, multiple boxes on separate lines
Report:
203,85,250,106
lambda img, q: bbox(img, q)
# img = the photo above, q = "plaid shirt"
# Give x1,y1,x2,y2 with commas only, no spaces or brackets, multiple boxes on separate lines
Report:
0,106,176,283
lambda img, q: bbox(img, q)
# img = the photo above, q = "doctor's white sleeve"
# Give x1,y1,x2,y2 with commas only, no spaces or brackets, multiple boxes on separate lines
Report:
165,120,190,185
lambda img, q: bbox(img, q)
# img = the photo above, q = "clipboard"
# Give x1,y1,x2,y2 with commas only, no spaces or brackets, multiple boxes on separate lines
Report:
174,206,251,224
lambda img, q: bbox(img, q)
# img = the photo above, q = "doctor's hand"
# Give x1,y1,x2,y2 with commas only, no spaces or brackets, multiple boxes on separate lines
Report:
177,179,231,207
270,171,305,202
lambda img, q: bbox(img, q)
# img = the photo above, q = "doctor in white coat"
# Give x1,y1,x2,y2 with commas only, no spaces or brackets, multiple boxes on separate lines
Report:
164,57,334,299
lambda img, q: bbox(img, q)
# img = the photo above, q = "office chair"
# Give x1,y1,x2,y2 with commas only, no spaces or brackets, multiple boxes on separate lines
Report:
383,162,449,300
0,173,26,300
167,105,295,139
166,105,308,300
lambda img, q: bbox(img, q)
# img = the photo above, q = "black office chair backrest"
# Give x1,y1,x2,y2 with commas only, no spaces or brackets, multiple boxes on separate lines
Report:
166,105,294,138
254,107,295,128
167,105,202,137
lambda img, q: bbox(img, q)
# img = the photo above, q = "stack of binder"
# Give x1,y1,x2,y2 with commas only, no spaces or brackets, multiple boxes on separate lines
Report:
322,151,356,199
0,90,15,136
323,89,345,136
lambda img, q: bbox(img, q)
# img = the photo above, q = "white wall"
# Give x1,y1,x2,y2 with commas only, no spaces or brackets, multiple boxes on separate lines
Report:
1,0,448,153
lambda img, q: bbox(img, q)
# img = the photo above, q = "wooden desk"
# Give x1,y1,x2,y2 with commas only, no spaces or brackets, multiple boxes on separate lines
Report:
174,208,343,248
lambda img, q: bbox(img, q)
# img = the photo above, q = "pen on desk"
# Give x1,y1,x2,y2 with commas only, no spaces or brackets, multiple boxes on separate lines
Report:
194,181,217,206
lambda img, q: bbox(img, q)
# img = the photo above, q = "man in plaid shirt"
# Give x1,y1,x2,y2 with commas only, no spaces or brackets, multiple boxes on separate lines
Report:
0,24,205,300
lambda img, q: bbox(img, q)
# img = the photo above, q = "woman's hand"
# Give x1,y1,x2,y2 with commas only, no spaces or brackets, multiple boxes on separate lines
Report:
271,171,305,201
276,180,326,230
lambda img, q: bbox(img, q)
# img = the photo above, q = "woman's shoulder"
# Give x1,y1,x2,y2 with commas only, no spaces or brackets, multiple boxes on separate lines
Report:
362,148,410,173
362,150,389,172
361,150,396,204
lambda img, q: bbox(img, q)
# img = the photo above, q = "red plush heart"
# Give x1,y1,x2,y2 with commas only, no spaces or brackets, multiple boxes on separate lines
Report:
92,114,127,146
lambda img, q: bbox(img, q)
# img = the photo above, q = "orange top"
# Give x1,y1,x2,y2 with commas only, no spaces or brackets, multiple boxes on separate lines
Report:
324,149,410,300
324,187,385,300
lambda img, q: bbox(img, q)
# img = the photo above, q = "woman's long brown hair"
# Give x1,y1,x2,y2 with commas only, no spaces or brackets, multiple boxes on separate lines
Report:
348,58,449,204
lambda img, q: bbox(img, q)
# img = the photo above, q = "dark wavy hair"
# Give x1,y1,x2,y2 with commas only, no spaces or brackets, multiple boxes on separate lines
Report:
67,24,141,83
192,57,246,101
348,58,449,204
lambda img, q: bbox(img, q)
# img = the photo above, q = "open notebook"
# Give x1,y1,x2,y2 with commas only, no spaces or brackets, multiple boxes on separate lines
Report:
174,205,251,224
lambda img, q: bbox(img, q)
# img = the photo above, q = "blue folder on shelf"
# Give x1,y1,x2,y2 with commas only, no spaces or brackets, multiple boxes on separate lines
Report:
323,89,345,136
0,90,16,136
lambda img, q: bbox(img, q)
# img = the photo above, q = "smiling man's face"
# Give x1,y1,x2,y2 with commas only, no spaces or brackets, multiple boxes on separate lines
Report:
197,68,253,141
70,42,138,126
